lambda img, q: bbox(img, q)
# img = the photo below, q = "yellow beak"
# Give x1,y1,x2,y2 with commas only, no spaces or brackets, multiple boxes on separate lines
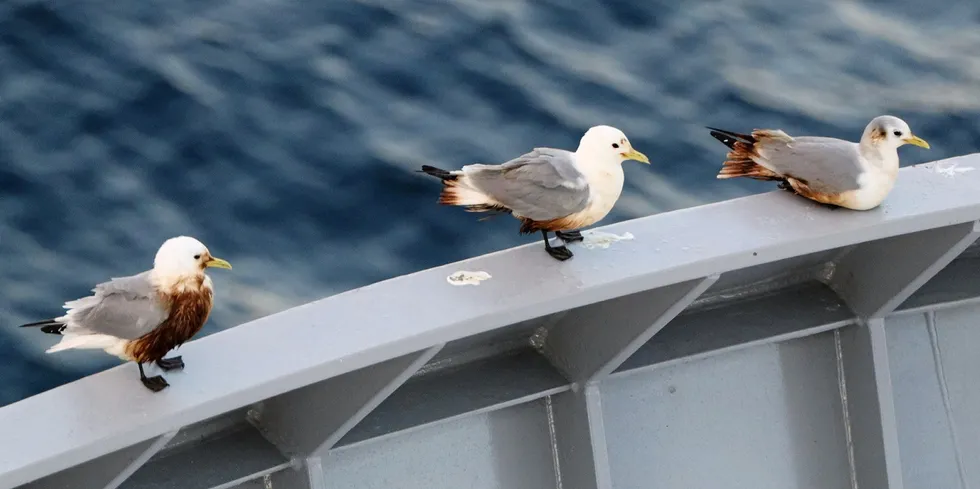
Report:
622,148,650,164
903,134,930,149
205,257,233,270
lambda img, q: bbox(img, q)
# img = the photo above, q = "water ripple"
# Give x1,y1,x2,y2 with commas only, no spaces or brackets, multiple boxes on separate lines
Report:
1,0,978,405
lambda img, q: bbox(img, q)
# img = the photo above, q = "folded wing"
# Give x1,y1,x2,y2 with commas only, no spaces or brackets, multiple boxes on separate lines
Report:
757,136,864,193
58,271,170,340
462,148,590,221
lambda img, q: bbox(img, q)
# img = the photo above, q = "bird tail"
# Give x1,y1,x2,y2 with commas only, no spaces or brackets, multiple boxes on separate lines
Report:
19,319,65,335
706,127,783,181
46,334,127,355
420,165,457,181
419,165,500,210
706,127,755,150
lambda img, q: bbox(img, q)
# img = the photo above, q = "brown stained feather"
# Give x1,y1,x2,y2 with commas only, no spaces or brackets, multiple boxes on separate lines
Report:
787,178,844,207
420,166,465,207
126,276,214,364
868,127,887,143
716,138,783,182
437,183,515,215
717,129,791,182
519,213,592,234
437,182,463,206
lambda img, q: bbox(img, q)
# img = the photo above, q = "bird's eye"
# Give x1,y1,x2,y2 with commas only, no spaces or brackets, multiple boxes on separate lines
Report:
893,131,902,137
194,254,201,259
612,143,620,149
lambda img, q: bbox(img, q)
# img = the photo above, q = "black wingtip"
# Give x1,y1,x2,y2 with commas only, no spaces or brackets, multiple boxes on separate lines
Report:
40,323,66,335
20,319,64,335
420,165,455,181
706,126,756,150
708,130,738,150
19,319,56,328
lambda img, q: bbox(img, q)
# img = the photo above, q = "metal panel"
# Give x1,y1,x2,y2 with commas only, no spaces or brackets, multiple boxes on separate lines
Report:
836,320,904,489
617,281,854,373
896,254,980,313
22,433,176,489
831,221,980,319
887,306,980,489
700,247,841,294
119,425,287,489
321,401,559,489
928,306,980,486
549,386,612,489
337,348,569,448
602,332,852,489
541,275,719,384
255,346,442,458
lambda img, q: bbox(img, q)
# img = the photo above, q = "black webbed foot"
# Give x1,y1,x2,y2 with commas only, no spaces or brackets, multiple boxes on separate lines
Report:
541,231,575,261
139,362,171,392
141,375,170,392
546,245,574,261
156,356,185,371
555,230,584,243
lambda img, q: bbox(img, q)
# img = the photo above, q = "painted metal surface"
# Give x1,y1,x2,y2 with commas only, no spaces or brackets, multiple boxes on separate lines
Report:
2,156,980,489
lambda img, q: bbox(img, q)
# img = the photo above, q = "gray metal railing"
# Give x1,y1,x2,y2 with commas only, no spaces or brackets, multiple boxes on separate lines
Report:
3,155,980,489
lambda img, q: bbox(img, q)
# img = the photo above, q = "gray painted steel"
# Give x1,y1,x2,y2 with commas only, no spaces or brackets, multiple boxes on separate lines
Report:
3,156,980,489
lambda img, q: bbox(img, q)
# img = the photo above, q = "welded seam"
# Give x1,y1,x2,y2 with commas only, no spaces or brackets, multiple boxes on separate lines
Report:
545,396,564,489
926,311,969,489
835,329,859,489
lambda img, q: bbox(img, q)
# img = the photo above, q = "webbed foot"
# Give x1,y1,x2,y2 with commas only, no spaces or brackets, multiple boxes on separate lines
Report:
141,375,170,392
156,356,185,371
555,230,584,243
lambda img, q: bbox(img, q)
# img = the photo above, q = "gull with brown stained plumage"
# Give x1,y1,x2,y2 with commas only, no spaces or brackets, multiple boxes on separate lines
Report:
420,125,650,261
19,236,232,392
707,115,930,210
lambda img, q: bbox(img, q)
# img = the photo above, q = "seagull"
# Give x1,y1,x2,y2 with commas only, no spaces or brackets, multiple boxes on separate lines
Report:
707,115,930,210
420,125,650,261
19,236,232,392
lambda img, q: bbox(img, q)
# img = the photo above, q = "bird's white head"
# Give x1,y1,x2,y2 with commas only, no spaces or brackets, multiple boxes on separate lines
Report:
863,115,930,150
153,236,232,279
576,125,650,165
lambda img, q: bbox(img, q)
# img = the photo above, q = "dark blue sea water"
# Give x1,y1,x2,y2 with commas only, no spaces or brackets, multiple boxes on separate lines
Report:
2,0,979,406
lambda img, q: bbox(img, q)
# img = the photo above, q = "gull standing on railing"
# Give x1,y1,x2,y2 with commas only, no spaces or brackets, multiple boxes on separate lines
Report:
420,125,650,261
19,236,232,392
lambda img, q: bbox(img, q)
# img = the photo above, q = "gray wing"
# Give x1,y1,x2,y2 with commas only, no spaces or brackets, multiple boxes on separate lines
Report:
462,148,590,220
58,271,169,340
758,136,864,192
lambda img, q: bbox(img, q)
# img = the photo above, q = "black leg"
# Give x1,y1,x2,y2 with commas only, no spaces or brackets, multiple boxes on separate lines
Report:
555,230,584,243
541,231,573,261
138,362,169,392
156,356,185,371
776,180,799,194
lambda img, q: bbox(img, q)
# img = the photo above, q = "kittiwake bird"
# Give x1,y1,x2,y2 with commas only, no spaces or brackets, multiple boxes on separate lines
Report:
19,236,232,392
707,115,929,210
420,125,650,261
